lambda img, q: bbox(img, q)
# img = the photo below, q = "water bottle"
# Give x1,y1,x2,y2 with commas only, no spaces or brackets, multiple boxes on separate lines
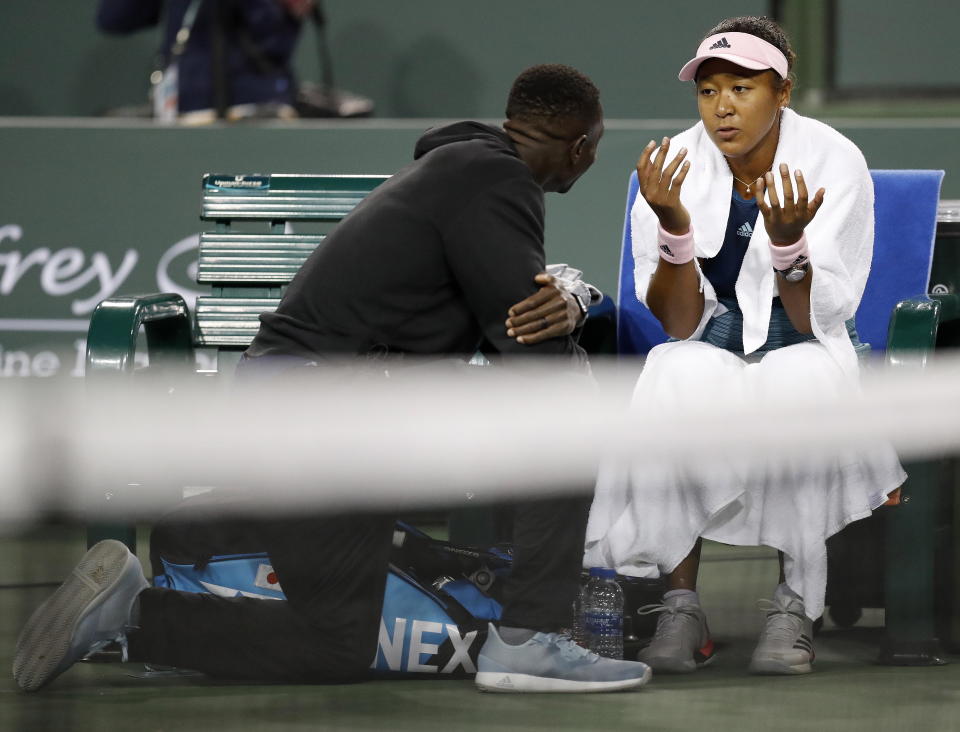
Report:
571,582,587,646
583,567,624,659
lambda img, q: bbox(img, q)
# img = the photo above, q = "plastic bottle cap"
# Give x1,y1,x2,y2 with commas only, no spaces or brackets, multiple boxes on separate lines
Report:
589,567,617,579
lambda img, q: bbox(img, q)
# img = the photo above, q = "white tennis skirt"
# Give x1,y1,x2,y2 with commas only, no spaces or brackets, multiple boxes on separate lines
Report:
583,339,906,620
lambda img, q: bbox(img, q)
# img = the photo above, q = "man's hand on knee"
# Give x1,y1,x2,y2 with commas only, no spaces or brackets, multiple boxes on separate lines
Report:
505,273,584,345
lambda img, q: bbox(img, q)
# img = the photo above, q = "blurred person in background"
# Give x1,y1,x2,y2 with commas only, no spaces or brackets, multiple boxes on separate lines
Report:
96,0,372,122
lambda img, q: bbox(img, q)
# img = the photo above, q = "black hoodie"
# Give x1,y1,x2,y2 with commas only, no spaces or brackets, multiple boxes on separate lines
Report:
248,122,588,369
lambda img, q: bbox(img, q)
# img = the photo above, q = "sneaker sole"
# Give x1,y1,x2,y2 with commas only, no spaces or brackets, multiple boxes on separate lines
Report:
748,658,812,675
13,540,141,692
638,655,696,674
639,652,717,674
475,666,652,693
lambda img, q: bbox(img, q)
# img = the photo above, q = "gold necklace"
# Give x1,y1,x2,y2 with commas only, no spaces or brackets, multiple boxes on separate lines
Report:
730,170,768,195
732,173,755,193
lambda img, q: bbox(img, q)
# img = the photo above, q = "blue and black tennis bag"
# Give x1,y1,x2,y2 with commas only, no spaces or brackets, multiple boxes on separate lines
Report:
149,496,664,675
149,497,512,677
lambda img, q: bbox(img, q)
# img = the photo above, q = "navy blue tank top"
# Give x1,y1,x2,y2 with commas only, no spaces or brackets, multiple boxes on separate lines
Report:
695,189,867,356
699,188,758,298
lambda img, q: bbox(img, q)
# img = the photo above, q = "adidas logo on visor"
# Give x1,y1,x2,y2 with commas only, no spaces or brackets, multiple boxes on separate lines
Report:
709,37,732,50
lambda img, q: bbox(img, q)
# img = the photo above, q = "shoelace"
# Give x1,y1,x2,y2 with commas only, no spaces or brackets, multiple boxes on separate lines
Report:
756,598,805,644
534,632,597,663
636,602,703,647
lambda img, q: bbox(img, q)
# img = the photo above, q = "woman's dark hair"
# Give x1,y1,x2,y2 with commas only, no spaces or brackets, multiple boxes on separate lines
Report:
706,16,796,82
505,64,601,124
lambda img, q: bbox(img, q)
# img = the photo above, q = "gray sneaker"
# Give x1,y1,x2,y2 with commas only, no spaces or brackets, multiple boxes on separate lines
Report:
636,593,716,673
748,586,814,675
476,624,651,693
13,540,148,692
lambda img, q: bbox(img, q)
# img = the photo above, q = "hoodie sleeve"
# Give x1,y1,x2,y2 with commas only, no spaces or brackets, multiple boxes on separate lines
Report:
440,165,590,372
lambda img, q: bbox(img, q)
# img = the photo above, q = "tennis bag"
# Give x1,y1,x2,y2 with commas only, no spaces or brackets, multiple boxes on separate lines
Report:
149,500,512,677
149,497,666,675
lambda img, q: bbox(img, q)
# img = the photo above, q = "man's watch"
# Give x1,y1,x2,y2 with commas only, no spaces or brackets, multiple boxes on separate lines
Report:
774,256,810,283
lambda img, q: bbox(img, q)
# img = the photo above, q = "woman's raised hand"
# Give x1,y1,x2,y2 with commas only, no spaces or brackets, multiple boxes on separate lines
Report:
755,164,825,245
637,137,692,235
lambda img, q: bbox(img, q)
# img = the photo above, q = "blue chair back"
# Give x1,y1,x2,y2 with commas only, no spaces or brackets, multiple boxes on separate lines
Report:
856,169,943,350
616,169,944,354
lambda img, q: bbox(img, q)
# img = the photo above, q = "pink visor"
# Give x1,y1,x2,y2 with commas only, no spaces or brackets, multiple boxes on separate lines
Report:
678,32,788,81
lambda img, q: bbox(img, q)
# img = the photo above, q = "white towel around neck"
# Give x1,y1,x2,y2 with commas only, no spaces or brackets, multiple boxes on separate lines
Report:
630,108,874,377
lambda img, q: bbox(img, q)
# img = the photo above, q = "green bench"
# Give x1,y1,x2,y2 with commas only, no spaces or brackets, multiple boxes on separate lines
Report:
87,173,390,382
85,174,389,548
879,199,960,663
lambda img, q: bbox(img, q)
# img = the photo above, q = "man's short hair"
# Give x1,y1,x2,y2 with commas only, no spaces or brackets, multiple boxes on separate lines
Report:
505,64,601,124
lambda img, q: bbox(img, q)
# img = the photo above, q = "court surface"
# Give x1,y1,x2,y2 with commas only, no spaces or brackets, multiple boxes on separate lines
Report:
2,525,958,732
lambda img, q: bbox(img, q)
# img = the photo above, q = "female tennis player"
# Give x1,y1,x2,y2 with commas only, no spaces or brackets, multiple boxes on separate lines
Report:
584,16,905,675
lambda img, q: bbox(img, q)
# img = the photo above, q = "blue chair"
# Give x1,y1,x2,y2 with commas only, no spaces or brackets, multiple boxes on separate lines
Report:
615,168,954,665
859,170,943,352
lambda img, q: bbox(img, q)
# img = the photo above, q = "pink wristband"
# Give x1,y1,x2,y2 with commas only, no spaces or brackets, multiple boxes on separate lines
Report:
769,234,809,270
657,224,695,264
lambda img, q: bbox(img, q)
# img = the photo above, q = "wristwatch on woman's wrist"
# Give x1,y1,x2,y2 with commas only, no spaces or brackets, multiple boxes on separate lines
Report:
774,255,810,282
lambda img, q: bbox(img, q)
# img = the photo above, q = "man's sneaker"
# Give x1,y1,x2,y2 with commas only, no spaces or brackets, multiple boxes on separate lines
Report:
636,592,716,673
475,624,651,693
13,540,148,692
748,585,815,675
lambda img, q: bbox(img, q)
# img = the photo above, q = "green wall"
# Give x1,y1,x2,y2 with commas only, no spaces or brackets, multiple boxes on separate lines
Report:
5,2,960,118
835,0,958,92
1,1,760,118
302,0,770,119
